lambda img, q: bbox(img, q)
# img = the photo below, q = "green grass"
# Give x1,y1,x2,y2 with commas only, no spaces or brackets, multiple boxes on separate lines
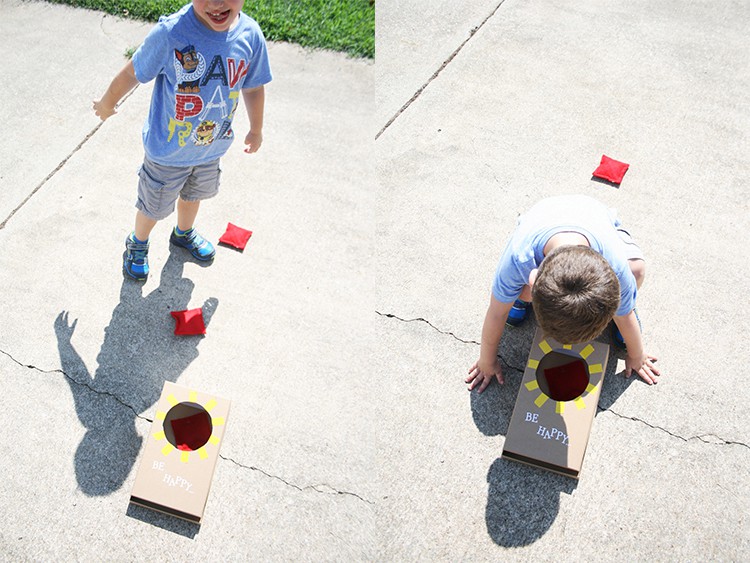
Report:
47,0,374,58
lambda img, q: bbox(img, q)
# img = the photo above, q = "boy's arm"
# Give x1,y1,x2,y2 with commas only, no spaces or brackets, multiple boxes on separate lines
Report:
242,85,265,154
613,311,660,384
466,295,514,393
93,60,139,121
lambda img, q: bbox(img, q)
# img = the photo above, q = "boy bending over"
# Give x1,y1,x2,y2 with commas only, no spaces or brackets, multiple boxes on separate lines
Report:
467,195,660,393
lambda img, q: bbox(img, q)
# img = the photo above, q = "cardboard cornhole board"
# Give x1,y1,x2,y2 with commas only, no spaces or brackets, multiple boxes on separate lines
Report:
130,382,231,523
502,328,609,478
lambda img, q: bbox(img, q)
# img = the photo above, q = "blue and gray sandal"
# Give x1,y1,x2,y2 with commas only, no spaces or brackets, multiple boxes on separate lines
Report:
506,299,531,327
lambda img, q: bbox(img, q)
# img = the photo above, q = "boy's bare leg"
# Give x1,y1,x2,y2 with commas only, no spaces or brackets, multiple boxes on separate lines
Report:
176,198,201,231
134,211,157,241
519,284,532,302
629,259,646,289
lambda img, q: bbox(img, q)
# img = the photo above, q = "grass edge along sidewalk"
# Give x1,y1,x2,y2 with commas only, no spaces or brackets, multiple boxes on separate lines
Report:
46,0,375,58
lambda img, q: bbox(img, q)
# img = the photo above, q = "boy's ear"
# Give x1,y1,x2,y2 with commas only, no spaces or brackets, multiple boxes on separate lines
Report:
528,268,538,287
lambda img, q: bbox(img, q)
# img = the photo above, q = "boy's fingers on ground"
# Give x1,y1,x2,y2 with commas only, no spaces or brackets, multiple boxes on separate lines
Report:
478,377,490,393
640,368,656,385
468,374,485,391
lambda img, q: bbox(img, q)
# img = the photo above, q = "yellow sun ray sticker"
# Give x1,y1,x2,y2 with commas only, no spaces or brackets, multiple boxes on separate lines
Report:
167,394,178,407
535,393,549,407
155,411,167,421
180,451,190,463
556,402,565,414
579,344,595,359
161,444,175,456
528,358,539,369
539,340,552,354
574,397,586,410
525,380,539,391
586,383,598,394
562,344,573,350
204,399,217,413
588,363,603,374
189,391,198,403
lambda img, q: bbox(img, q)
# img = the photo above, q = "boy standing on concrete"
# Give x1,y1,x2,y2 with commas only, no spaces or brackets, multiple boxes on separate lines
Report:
94,0,272,280
466,195,660,393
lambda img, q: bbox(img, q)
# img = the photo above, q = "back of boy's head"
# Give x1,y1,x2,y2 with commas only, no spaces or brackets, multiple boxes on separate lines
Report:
531,245,620,344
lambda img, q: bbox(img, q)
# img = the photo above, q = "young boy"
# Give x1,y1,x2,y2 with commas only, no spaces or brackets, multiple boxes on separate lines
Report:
466,194,660,393
93,0,272,280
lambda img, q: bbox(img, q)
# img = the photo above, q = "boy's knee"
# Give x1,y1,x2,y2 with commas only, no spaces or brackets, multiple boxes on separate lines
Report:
630,259,646,286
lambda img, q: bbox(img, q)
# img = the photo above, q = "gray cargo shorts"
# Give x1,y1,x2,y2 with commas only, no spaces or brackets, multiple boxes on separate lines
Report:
608,206,645,262
135,156,221,220
616,227,645,262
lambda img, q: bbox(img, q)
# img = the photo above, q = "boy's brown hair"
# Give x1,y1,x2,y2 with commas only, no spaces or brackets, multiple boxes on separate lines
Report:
531,245,620,344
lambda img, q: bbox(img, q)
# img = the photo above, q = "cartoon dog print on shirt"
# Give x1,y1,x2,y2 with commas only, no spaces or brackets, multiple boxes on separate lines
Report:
174,45,206,93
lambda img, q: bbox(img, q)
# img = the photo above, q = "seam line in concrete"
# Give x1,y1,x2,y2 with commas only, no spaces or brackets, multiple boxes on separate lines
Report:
1,348,152,423
375,310,526,372
374,0,508,140
220,455,375,505
0,87,139,231
600,406,750,450
375,310,479,345
377,313,750,450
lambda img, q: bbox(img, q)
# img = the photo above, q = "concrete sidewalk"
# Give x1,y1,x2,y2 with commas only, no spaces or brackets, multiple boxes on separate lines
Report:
1,0,748,559
0,0,374,558
376,0,748,559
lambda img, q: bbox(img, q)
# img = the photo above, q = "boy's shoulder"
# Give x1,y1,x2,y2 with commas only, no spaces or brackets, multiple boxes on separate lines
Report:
155,3,193,32
236,11,267,40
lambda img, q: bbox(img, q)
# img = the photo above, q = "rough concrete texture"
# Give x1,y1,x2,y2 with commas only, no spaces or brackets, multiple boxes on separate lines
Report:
1,0,374,558
375,0,749,559
1,0,749,559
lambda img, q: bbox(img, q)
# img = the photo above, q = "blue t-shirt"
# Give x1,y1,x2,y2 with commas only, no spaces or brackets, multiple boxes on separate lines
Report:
492,195,637,317
132,5,272,166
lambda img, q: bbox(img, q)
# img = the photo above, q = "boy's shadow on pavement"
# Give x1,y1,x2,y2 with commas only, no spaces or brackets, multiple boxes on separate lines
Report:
469,312,635,546
54,249,218,502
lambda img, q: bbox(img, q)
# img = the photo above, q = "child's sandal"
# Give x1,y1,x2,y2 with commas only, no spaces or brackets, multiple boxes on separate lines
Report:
506,299,531,327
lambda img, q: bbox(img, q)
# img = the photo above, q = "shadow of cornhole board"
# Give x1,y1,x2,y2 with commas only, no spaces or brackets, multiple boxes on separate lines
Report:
130,382,231,523
502,328,609,478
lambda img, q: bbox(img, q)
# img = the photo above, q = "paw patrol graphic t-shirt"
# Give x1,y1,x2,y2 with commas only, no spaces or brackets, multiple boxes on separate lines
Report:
132,4,272,167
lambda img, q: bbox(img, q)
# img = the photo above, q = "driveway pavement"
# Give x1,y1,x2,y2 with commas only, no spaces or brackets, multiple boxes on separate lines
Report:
376,0,749,558
1,0,748,559
1,0,374,558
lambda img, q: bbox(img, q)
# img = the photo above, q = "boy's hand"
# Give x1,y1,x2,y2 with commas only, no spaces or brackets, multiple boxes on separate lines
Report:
466,358,504,393
625,352,660,385
244,130,263,153
92,99,117,121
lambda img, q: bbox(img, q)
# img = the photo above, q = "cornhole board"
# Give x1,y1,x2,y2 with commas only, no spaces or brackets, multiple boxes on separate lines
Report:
130,382,230,523
502,328,609,478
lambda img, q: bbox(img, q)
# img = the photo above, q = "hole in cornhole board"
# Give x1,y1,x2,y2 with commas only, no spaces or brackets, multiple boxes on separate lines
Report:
536,351,589,402
163,402,213,451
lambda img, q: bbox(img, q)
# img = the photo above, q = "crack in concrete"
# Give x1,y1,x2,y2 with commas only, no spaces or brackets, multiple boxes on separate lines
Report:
375,310,526,373
220,455,375,505
376,313,748,450
599,406,750,450
375,0,509,140
0,348,152,423
0,87,139,231
375,310,479,345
